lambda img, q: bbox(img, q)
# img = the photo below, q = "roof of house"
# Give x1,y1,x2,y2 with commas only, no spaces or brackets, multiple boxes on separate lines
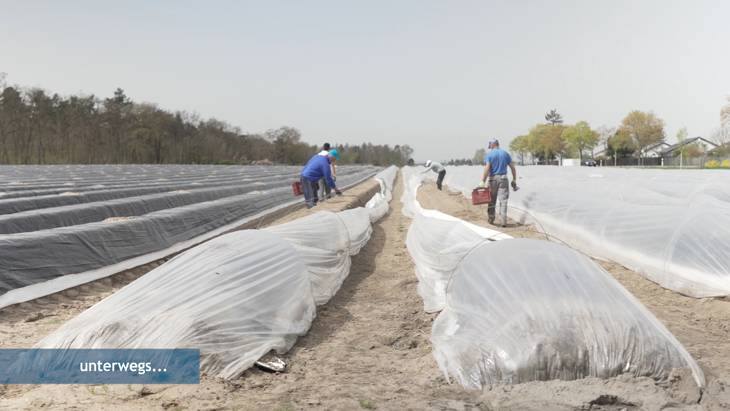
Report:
660,137,718,156
708,142,730,154
645,141,671,152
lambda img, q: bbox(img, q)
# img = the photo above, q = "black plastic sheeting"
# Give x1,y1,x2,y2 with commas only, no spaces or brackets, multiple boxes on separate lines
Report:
0,165,380,296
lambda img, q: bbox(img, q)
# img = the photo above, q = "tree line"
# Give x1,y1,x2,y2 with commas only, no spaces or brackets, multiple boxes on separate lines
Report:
501,103,730,166
0,75,413,166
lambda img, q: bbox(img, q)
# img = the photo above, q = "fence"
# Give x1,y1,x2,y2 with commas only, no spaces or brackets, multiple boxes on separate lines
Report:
594,155,730,168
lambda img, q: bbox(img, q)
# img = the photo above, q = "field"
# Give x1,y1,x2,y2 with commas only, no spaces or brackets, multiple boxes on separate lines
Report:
1,166,729,410
0,164,380,308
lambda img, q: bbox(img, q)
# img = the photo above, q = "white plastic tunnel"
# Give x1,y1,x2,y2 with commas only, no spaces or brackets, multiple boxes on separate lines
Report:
431,238,705,389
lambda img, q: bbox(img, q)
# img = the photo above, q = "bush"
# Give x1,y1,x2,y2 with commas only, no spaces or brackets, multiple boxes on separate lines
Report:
722,159,730,169
705,160,720,169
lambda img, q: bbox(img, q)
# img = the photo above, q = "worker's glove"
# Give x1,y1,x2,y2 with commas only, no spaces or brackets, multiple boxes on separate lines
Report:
511,180,518,191
334,189,343,196
478,181,485,188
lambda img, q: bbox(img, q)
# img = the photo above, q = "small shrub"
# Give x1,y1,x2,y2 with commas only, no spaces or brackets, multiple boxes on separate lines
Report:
705,160,720,169
722,159,730,169
359,399,377,409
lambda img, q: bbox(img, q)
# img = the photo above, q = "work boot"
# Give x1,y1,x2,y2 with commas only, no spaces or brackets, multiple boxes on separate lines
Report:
488,217,495,225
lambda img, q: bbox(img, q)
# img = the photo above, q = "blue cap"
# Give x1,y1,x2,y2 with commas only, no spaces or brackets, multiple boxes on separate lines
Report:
329,149,340,160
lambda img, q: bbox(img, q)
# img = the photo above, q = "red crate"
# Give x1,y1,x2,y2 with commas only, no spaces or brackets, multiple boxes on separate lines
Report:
471,187,492,205
292,181,303,196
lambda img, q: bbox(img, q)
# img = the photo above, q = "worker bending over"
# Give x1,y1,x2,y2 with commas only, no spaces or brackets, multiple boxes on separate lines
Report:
480,139,517,227
317,143,337,201
300,149,341,208
422,160,447,190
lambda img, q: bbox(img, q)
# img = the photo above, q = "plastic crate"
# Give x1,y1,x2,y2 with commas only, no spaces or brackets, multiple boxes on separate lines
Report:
471,187,492,205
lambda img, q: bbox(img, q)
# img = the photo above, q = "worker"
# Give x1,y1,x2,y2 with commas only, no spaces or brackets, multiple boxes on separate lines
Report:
317,144,337,201
479,139,518,227
301,149,341,208
422,160,447,190
318,142,331,156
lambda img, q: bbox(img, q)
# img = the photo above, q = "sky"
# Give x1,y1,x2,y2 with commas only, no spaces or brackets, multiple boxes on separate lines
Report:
2,0,729,161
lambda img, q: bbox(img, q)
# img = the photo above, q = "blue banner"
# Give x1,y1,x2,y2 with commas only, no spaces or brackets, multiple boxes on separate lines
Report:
0,349,200,384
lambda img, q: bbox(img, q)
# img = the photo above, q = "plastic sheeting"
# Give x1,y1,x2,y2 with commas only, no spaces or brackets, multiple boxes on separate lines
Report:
400,166,704,388
37,230,317,379
432,238,704,389
37,167,397,378
438,166,730,297
265,211,358,305
0,165,380,301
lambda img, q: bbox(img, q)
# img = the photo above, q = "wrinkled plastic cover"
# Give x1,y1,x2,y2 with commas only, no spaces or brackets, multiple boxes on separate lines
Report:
439,166,730,297
265,211,359,305
0,165,380,306
399,167,704,388
37,230,316,379
432,239,704,388
38,167,397,378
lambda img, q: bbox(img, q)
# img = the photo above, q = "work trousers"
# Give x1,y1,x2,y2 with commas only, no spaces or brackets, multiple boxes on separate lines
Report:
436,170,446,190
487,175,509,225
300,176,319,208
318,177,332,201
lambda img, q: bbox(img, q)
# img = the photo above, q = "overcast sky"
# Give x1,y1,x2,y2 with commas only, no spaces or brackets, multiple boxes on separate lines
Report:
2,0,729,161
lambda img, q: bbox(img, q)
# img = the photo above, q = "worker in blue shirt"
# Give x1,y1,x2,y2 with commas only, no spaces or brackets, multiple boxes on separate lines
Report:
479,139,518,227
300,149,342,208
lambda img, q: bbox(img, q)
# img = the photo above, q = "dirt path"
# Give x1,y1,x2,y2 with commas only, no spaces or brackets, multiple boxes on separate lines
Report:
417,182,730,410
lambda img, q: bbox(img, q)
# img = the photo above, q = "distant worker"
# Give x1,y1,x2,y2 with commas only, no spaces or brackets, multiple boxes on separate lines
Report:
422,160,446,190
317,144,337,201
479,139,518,227
301,150,341,208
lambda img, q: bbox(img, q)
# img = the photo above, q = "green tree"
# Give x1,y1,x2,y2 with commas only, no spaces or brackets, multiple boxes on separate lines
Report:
508,135,530,165
607,131,637,163
528,123,566,164
0,78,412,166
618,110,665,164
561,121,599,163
545,109,563,125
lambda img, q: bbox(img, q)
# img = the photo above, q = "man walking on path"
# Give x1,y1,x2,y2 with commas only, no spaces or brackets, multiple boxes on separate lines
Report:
301,150,341,208
480,139,517,227
422,160,447,190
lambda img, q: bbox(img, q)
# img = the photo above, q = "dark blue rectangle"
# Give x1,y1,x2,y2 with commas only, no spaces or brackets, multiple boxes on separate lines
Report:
0,349,200,384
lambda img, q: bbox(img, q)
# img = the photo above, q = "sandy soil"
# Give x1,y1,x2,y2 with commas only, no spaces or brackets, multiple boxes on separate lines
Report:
1,176,729,410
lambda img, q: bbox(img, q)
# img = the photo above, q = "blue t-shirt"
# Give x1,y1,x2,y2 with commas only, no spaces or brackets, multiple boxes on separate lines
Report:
484,148,512,176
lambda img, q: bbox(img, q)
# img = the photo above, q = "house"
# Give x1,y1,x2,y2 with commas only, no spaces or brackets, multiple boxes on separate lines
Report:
644,141,671,158
659,137,718,159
